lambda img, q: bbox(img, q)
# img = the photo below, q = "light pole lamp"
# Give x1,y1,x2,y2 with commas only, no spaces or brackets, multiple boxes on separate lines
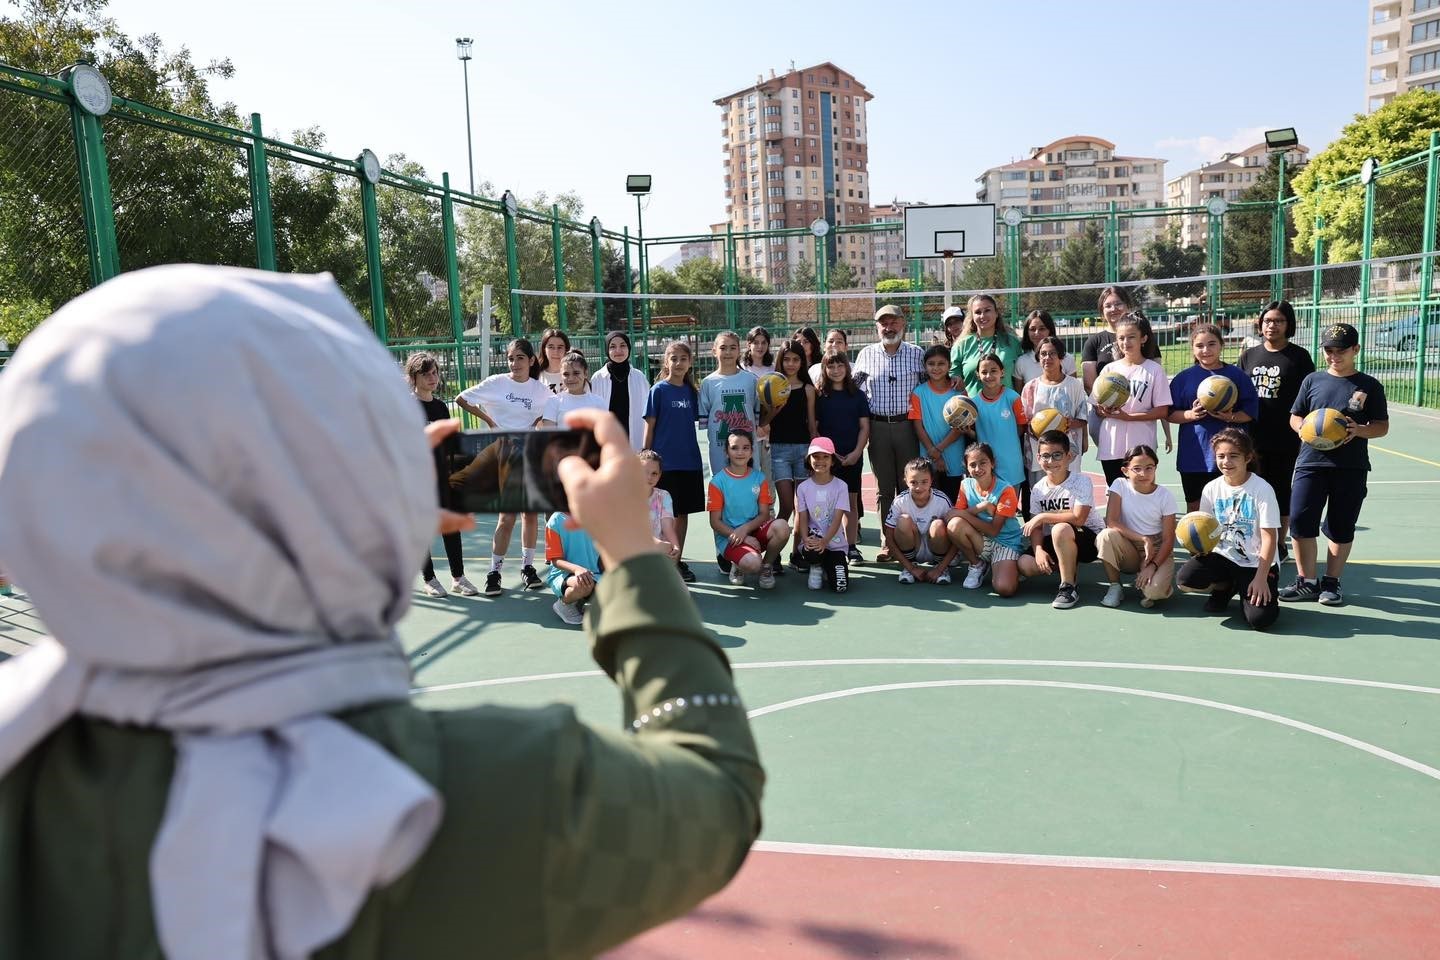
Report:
627,175,652,323
455,37,475,195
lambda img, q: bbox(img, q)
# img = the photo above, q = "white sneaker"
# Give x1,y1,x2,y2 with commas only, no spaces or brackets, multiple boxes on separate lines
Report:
552,599,584,625
451,575,480,596
962,561,988,590
758,564,776,589
897,568,916,585
1101,583,1125,608
807,566,823,590
729,565,746,586
423,579,447,598
935,567,952,585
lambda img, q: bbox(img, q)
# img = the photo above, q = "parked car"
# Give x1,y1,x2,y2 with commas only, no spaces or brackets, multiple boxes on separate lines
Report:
1371,314,1422,353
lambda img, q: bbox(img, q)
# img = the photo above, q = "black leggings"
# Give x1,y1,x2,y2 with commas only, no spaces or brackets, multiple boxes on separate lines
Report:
1178,553,1279,631
423,475,465,581
802,548,849,592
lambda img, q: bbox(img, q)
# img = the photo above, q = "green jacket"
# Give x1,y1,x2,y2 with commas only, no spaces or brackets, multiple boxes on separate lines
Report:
0,554,764,959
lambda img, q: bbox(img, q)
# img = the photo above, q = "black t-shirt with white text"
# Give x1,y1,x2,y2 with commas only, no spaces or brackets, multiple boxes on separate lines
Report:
1239,342,1314,452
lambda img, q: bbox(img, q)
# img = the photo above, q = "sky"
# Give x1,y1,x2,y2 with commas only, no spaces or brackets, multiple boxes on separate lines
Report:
94,0,1367,253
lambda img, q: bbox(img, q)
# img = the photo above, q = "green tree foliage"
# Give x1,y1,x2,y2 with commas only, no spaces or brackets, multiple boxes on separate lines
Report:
1045,221,1106,311
1139,224,1206,299
648,256,774,330
1291,89,1440,263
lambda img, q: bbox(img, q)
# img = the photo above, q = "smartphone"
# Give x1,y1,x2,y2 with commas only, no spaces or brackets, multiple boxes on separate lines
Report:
447,428,600,514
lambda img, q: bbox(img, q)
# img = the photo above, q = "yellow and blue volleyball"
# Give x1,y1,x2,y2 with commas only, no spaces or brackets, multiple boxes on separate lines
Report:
1091,370,1131,408
1197,374,1238,414
1029,407,1070,438
1176,511,1221,556
1300,408,1350,451
757,372,792,411
943,394,979,431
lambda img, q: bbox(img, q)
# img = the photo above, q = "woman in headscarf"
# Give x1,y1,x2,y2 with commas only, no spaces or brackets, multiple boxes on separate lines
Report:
591,330,651,450
0,265,763,960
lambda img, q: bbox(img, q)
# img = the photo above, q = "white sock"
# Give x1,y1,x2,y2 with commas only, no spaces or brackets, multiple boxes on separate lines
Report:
490,555,504,573
521,547,535,567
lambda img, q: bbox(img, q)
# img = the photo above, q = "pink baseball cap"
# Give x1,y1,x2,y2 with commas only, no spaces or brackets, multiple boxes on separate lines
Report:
806,437,836,459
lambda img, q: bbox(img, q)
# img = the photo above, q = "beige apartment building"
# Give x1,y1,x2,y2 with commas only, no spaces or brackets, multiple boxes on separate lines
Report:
1165,141,1310,248
1367,0,1440,111
974,136,1166,270
715,62,874,287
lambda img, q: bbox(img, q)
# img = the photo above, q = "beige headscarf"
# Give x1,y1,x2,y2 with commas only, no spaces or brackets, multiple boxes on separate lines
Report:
0,265,443,959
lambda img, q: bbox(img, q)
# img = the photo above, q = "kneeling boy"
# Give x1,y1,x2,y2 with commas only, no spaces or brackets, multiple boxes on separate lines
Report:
1019,430,1104,609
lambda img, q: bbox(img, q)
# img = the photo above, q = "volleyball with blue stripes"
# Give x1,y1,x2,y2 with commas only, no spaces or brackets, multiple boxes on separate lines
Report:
1197,374,1238,413
757,372,792,411
1090,370,1130,408
1176,511,1221,556
943,394,979,430
1300,408,1350,451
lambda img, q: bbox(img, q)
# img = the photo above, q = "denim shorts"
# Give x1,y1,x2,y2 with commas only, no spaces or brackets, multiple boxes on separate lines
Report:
770,442,810,483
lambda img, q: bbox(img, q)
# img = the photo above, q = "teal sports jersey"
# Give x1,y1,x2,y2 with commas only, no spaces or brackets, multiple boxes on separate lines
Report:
909,382,967,476
706,467,773,554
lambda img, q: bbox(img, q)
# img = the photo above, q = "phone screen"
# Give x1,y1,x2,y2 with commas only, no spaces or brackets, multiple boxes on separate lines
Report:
447,428,600,514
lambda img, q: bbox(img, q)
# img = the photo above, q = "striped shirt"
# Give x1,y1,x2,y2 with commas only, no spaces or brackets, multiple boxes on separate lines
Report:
853,340,926,417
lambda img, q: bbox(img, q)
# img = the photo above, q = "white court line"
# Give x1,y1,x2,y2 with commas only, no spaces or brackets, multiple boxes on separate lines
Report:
751,840,1440,889
412,658,1440,697
1390,406,1440,424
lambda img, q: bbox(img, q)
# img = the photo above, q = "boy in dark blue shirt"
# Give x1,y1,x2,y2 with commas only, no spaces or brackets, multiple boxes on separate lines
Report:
1280,323,1389,607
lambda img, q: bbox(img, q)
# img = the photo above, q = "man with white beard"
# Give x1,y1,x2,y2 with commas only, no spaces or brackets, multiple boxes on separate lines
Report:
852,304,925,562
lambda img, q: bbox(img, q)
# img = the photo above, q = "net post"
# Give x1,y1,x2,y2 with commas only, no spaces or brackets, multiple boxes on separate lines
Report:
441,173,465,343
502,201,521,337
1358,172,1376,373
590,220,604,332
623,227,634,330
1310,186,1325,357
359,164,387,343
1105,202,1119,283
551,203,568,330
248,113,276,271
1416,132,1439,406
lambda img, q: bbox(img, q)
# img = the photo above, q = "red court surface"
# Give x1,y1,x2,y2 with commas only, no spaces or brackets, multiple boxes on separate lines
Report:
611,847,1440,959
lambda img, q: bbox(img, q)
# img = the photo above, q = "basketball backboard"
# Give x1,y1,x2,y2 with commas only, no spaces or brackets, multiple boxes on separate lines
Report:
903,203,997,260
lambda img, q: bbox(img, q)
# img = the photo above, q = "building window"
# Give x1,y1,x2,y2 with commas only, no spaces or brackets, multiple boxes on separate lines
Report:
1372,67,1391,83
1419,0,1439,11
1369,95,1389,111
1002,171,1027,181
792,89,799,98
1413,18,1440,43
1411,50,1440,74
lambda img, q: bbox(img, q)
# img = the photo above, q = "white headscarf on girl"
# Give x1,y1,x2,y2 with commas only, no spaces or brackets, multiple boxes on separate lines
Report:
0,265,443,960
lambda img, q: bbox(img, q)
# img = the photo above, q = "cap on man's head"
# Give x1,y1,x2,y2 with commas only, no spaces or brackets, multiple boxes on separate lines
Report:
875,304,904,322
1321,323,1359,349
941,306,965,323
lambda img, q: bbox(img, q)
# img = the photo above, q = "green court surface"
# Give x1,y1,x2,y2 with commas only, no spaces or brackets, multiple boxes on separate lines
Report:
3,407,1439,957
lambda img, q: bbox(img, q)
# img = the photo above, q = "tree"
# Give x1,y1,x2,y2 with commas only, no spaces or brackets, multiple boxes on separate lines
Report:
1138,224,1206,300
1291,89,1440,263
1045,222,1106,311
827,257,856,290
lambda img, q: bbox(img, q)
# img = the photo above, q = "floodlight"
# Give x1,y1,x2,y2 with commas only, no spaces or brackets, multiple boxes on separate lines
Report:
626,175,652,195
1264,127,1299,151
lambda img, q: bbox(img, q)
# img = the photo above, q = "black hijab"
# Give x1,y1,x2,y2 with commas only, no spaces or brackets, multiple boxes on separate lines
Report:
604,330,632,435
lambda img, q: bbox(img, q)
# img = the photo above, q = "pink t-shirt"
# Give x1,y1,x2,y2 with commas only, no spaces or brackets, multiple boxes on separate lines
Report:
1097,358,1172,461
647,487,675,540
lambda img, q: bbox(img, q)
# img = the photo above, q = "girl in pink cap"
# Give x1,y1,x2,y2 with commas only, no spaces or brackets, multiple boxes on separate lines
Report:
794,437,852,593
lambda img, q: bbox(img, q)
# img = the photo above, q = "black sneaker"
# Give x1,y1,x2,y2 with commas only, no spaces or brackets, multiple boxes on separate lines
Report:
1204,590,1234,613
520,565,544,590
1279,577,1319,602
790,549,809,572
1052,582,1079,609
716,553,732,575
847,545,863,564
1318,577,1344,606
676,560,696,583
483,571,503,597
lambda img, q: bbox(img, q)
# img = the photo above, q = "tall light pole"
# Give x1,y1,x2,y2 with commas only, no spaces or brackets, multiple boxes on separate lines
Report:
455,37,475,195
627,175,652,323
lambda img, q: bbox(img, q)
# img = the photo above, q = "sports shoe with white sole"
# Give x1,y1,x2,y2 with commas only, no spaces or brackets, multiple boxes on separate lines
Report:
552,599,584,625
897,568,916,585
758,564,776,589
729,565,746,586
1318,577,1344,606
483,571,503,597
1101,582,1125,608
1279,577,1320,602
451,575,480,596
962,561,989,590
520,565,544,590
423,579,447,598
934,567,953,585
807,566,823,590
1052,582,1079,609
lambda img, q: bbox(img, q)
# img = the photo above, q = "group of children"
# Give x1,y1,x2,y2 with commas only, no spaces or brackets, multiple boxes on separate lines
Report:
408,298,1389,633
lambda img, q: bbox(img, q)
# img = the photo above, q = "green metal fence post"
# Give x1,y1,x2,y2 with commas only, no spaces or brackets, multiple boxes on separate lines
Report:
622,227,634,332
1310,193,1325,356
815,233,830,330
639,240,651,326
590,218,604,332
1416,132,1439,405
1006,222,1022,292
358,154,387,343
725,224,737,328
64,66,119,284
1270,154,1287,304
501,193,521,337
1207,211,1222,319
1358,171,1376,373
551,204,567,330
441,173,465,343
248,113,276,271
1104,203,1119,283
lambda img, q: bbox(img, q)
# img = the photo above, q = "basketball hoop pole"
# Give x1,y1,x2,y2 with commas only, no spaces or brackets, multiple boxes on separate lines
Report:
942,252,955,309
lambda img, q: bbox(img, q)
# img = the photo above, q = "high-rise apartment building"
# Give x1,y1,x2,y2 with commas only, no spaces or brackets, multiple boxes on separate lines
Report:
1367,0,1440,111
974,136,1166,270
715,62,873,287
1165,142,1309,249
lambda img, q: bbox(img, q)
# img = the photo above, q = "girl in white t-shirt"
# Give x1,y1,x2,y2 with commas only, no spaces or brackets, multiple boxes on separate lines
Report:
1093,315,1172,487
536,327,571,393
1020,335,1088,488
538,351,606,427
454,338,551,596
1176,428,1281,631
1095,444,1177,609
